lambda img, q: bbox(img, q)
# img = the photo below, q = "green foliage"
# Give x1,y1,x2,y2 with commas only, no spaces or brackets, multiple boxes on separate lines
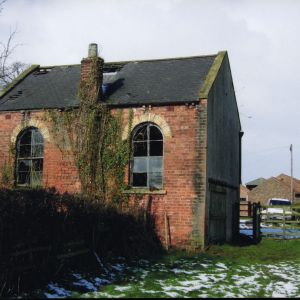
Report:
46,60,133,202
206,238,300,264
0,188,162,297
0,144,15,187
1,160,13,186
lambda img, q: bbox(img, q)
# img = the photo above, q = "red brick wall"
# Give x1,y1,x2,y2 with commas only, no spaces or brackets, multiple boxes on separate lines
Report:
0,104,206,249
0,111,80,193
117,105,206,249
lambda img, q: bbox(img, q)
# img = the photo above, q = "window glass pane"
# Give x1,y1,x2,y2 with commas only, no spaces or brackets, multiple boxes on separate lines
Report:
134,141,147,156
149,172,163,189
18,160,31,172
149,157,163,173
16,128,44,187
17,172,30,185
19,130,32,145
32,130,43,144
150,126,163,140
132,173,147,187
150,141,163,156
133,157,147,173
32,159,43,172
131,123,164,188
19,145,31,158
133,125,148,141
31,171,42,187
32,145,44,158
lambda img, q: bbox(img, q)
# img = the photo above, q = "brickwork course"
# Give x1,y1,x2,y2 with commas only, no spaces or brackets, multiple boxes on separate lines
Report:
0,44,242,250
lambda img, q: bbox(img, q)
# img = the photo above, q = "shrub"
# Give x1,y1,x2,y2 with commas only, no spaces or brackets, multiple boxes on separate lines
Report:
0,188,162,297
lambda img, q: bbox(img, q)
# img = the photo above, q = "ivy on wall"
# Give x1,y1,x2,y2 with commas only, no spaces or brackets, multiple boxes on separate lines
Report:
0,144,15,187
46,58,133,202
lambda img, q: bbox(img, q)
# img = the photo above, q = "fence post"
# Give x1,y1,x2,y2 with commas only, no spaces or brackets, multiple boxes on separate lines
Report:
252,203,261,243
253,203,257,241
257,202,261,241
283,208,286,240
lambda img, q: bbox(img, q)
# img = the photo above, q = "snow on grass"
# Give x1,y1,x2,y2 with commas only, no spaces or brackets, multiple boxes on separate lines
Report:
41,257,300,298
44,283,72,298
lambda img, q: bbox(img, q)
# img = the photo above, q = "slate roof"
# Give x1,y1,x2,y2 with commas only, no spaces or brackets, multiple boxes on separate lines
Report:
0,54,217,111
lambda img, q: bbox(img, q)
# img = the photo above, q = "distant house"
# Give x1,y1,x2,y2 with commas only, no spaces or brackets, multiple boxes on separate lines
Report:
240,184,249,201
277,174,300,202
0,44,242,250
246,177,266,191
248,174,300,205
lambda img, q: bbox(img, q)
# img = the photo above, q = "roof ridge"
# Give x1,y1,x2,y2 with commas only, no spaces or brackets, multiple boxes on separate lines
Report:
105,54,218,65
39,53,218,69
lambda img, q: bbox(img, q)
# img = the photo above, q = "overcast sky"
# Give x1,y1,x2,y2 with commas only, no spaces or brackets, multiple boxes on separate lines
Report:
1,0,299,184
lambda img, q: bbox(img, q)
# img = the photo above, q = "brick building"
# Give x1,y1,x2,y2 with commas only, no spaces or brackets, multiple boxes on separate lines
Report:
248,174,300,206
0,44,242,250
240,184,249,201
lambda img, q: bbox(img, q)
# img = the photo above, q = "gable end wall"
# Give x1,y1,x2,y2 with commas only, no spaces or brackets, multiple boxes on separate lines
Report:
206,54,241,244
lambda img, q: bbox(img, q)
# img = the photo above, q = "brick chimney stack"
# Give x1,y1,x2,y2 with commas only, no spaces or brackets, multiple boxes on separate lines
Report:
79,43,104,104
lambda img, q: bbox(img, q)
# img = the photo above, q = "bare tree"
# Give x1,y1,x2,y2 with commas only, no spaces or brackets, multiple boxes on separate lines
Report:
0,0,27,89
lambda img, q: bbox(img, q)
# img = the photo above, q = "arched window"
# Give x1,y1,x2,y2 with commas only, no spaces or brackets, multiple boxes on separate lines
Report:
16,127,44,187
131,123,163,189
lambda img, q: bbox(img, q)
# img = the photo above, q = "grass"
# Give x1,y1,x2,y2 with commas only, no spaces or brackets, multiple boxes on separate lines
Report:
206,238,300,264
36,238,300,298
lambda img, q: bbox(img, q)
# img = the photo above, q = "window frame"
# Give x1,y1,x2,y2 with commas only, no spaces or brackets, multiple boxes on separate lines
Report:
15,127,44,187
130,122,164,189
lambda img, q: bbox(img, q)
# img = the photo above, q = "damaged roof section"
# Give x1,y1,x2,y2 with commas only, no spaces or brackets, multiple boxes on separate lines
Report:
0,55,217,111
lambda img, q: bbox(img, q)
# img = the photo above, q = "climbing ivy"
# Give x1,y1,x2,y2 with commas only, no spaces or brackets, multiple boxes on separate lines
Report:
0,143,15,187
46,58,133,202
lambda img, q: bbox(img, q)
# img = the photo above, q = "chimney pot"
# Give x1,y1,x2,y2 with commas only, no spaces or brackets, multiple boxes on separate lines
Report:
88,43,98,58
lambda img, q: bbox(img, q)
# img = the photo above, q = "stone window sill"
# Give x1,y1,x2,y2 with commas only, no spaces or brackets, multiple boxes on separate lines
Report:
122,188,167,195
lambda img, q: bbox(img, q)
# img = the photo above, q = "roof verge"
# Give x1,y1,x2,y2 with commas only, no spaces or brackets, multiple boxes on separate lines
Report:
199,51,226,99
0,64,40,99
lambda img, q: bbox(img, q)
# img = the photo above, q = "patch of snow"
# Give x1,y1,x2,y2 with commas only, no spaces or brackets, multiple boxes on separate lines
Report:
195,273,210,283
114,286,131,292
164,291,180,297
45,283,72,298
139,288,159,294
111,263,125,272
215,262,228,270
94,277,112,286
171,268,196,275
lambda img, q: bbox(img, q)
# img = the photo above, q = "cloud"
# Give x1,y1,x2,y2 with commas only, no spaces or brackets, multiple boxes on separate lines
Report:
1,0,299,182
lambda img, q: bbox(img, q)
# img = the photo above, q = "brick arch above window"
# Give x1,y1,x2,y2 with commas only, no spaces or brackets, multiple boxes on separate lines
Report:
122,112,172,140
11,119,50,144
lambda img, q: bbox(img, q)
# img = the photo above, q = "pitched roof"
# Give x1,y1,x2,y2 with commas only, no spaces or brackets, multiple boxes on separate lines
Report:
245,177,266,186
276,173,300,193
240,184,249,198
0,54,218,111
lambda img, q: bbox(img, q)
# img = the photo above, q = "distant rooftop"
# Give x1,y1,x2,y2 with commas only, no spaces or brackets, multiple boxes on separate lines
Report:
246,177,267,186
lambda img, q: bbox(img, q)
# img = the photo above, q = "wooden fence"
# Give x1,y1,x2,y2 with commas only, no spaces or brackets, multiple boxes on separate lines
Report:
239,202,261,242
260,206,300,239
240,201,252,217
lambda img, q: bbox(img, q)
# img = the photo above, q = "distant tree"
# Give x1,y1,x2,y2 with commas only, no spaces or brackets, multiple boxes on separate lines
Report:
0,0,27,89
